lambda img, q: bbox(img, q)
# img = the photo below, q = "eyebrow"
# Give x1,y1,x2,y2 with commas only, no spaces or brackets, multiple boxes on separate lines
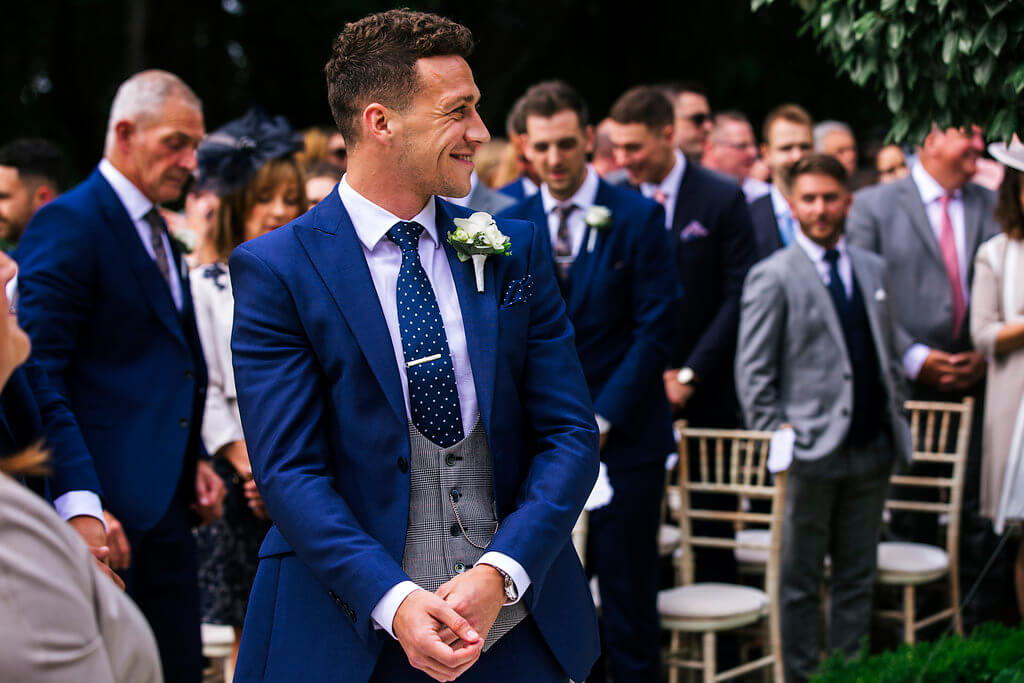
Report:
441,94,478,110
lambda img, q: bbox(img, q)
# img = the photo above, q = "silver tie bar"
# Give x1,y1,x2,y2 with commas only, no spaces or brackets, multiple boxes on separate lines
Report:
406,353,442,368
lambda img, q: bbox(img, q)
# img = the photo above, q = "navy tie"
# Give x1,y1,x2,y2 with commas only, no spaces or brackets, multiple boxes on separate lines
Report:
387,221,465,447
824,249,848,313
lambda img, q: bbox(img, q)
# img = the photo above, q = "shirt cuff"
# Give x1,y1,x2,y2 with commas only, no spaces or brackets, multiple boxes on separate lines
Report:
902,343,931,381
594,414,612,435
370,580,421,639
54,491,106,530
476,552,531,605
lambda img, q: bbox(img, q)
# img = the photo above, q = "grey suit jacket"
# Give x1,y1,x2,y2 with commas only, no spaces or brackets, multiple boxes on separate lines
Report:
0,472,161,682
464,181,516,215
846,175,999,354
735,243,912,464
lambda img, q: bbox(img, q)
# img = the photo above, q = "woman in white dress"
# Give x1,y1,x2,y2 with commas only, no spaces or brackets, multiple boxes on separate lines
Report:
191,108,307,665
971,140,1024,619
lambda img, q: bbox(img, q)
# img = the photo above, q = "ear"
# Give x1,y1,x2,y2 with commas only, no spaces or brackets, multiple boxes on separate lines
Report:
660,125,674,145
114,120,135,150
362,102,394,145
31,184,56,210
583,125,596,155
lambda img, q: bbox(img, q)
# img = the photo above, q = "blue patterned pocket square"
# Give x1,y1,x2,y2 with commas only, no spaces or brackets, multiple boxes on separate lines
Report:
501,275,533,307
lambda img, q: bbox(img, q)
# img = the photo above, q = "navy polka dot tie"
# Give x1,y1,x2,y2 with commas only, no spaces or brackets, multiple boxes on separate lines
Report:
387,221,465,447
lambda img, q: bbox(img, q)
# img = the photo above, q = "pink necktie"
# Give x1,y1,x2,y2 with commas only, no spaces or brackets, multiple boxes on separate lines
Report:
938,194,966,337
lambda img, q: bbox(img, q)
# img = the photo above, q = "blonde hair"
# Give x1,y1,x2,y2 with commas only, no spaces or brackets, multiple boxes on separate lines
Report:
0,442,50,477
474,139,508,189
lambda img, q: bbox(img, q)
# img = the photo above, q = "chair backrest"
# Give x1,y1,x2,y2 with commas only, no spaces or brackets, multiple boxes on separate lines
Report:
886,398,973,556
670,421,786,588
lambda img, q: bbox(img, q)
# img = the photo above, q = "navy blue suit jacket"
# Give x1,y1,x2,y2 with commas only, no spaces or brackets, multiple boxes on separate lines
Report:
749,192,784,261
498,177,530,201
499,180,679,471
229,190,600,682
15,168,208,530
624,163,757,426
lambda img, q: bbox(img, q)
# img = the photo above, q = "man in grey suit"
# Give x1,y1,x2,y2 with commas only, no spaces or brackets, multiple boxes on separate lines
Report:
846,125,1001,626
737,155,911,682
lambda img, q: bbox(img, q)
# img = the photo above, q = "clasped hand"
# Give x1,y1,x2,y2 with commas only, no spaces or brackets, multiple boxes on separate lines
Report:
393,565,507,681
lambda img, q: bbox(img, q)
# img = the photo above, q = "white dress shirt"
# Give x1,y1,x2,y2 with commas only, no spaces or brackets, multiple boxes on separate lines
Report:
641,149,686,228
54,157,188,530
793,228,854,299
519,175,539,198
743,176,772,203
337,178,530,637
98,160,184,310
900,163,971,380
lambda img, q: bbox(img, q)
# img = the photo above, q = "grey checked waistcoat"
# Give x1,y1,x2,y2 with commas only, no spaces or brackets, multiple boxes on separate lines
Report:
403,418,528,650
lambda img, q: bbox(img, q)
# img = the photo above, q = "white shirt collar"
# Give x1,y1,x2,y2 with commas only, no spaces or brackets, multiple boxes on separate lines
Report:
338,175,439,252
794,224,848,265
520,176,539,196
642,149,685,199
98,158,155,221
540,165,600,215
770,184,791,220
912,161,962,204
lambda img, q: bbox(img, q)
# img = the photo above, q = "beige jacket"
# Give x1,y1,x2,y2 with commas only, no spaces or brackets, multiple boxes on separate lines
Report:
0,472,161,682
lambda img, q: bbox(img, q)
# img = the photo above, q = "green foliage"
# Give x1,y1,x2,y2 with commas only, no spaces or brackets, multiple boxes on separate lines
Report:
753,0,1024,144
811,623,1024,682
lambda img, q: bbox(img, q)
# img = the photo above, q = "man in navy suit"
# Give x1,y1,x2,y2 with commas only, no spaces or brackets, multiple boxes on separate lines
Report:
748,104,815,261
230,11,599,682
499,81,678,681
16,70,225,683
497,94,541,201
608,86,757,432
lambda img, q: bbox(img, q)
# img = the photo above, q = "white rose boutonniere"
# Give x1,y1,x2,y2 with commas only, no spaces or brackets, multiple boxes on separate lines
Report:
448,211,512,293
584,205,612,252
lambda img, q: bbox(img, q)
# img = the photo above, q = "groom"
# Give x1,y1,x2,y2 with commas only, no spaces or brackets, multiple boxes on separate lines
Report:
230,9,600,683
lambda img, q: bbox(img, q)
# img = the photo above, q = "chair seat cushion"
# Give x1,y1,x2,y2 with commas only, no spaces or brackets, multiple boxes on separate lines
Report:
876,541,949,584
659,524,681,556
734,528,771,564
658,583,769,631
201,623,236,657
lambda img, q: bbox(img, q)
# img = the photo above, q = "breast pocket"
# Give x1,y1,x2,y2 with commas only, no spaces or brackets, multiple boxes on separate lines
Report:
498,304,529,377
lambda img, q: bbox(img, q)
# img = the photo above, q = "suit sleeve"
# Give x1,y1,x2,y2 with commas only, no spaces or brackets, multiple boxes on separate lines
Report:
593,203,679,427
14,203,97,399
735,262,786,432
229,245,409,645
484,222,600,598
22,361,102,499
684,188,757,380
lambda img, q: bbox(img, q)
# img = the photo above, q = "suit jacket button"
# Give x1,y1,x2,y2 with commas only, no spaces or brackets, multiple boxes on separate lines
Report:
450,523,461,537
454,561,466,573
445,453,457,466
178,418,189,429
450,487,461,502
843,373,852,381
397,457,409,473
841,408,850,417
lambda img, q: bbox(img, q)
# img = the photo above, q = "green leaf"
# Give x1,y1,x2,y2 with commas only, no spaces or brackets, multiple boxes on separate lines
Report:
819,10,833,31
942,32,957,64
984,21,1008,54
890,115,911,143
1009,64,1024,94
907,0,918,12
975,56,995,88
985,1,1007,19
887,86,904,113
884,61,900,90
937,0,950,14
852,13,881,38
958,32,973,54
750,0,774,11
887,22,906,50
934,79,949,106
881,0,899,12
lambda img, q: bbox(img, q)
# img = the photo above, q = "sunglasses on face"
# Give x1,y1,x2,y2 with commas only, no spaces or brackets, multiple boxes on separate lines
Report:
685,112,711,127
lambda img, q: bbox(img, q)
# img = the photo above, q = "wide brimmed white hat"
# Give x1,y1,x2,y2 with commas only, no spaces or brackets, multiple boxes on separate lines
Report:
988,137,1024,172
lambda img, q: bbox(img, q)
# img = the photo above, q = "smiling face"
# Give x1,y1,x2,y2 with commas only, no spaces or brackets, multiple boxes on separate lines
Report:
393,55,489,201
922,125,985,190
524,109,593,201
672,92,712,158
705,119,758,182
609,121,675,186
243,176,303,243
789,171,850,249
763,118,814,192
113,97,205,205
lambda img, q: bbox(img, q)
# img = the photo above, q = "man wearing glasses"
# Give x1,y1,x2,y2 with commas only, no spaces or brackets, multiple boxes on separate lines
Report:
665,82,713,161
702,111,772,202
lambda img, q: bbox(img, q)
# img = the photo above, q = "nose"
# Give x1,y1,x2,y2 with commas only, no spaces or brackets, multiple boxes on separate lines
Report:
467,108,490,146
181,145,199,171
270,196,287,220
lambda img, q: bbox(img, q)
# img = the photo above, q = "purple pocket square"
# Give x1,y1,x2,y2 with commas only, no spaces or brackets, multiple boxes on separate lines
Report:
680,221,709,241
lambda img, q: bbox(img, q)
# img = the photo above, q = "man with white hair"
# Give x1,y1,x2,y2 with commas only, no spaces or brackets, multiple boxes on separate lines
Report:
15,70,225,683
814,120,859,179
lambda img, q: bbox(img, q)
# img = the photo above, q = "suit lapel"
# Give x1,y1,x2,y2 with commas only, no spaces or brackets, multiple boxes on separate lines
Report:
297,192,407,426
897,178,945,269
962,185,984,282
566,183,612,318
849,251,891,380
92,171,188,349
791,246,849,357
437,199,498,433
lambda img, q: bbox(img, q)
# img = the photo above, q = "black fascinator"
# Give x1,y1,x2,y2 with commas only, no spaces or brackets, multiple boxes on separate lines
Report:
198,107,304,197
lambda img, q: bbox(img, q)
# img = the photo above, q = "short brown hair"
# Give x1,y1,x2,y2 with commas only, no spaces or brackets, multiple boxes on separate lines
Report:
212,157,307,260
995,168,1024,240
325,10,474,144
762,104,813,146
518,80,589,129
609,86,674,131
787,153,848,188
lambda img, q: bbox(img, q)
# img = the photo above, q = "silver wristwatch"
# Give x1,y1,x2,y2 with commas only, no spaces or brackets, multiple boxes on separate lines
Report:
491,566,518,603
